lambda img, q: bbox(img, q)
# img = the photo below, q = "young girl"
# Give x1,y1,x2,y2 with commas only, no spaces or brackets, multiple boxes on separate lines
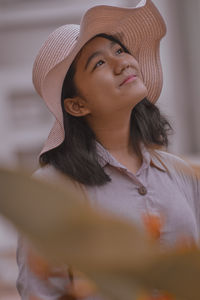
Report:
17,0,200,299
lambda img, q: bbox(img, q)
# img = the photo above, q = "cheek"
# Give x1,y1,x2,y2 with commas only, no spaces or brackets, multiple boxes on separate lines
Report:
92,70,115,86
78,72,115,100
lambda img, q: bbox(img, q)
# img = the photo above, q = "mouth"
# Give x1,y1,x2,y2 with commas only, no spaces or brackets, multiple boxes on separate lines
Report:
119,74,137,87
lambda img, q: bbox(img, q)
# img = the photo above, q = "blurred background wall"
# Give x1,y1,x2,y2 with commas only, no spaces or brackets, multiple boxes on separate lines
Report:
0,0,200,299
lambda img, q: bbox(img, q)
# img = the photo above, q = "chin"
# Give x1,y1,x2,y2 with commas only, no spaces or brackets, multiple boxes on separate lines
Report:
135,84,148,100
123,82,148,99
129,90,148,106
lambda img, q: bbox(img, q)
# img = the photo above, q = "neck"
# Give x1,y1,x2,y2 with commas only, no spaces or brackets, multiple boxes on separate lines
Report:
86,111,133,155
85,110,143,173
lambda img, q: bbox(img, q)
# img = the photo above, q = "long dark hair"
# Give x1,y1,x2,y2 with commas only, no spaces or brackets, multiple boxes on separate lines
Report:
40,34,172,186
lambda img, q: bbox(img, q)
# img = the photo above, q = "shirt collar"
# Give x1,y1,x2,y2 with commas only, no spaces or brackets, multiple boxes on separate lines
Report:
96,142,167,173
96,142,123,169
150,152,167,172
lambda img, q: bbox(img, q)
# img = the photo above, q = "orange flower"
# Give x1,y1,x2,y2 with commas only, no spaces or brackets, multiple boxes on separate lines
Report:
142,213,163,240
27,248,68,280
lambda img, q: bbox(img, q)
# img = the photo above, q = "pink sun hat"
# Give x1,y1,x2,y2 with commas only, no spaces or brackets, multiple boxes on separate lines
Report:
32,0,166,155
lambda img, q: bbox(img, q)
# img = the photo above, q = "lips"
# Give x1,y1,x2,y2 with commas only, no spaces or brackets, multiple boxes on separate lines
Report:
120,74,137,86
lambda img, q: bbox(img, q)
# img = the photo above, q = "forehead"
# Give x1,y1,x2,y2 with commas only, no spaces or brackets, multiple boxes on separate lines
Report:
83,36,116,52
75,36,119,64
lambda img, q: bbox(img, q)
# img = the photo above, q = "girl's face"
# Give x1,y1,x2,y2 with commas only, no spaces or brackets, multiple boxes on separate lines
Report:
67,36,147,119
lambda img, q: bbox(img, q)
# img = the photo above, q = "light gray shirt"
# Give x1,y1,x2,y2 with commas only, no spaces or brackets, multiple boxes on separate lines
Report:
16,145,200,299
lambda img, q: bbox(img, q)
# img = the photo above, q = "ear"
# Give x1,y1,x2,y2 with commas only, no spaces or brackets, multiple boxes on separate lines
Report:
64,97,90,117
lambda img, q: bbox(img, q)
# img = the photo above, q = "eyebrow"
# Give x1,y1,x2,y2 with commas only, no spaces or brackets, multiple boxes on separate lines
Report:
84,40,117,70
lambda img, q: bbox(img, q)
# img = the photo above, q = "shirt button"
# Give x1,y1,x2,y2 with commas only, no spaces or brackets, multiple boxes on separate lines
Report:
138,185,147,195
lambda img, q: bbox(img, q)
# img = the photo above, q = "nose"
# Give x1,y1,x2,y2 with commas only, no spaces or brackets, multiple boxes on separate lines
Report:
112,57,130,75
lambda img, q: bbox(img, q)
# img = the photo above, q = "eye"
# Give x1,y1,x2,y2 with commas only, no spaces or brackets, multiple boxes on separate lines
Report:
116,47,124,55
93,60,104,70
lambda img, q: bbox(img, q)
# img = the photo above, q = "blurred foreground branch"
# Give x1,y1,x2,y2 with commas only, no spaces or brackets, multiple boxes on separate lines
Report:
0,167,200,300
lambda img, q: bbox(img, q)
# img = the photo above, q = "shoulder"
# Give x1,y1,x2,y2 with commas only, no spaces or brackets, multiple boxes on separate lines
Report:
32,164,58,178
154,149,196,180
154,149,190,167
154,150,200,204
33,164,73,186
33,164,60,181
33,164,88,200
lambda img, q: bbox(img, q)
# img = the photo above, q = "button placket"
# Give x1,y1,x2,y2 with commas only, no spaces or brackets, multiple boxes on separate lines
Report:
138,185,147,196
117,166,148,195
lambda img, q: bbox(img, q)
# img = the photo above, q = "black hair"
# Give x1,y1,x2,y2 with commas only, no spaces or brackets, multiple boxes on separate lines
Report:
40,34,172,186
